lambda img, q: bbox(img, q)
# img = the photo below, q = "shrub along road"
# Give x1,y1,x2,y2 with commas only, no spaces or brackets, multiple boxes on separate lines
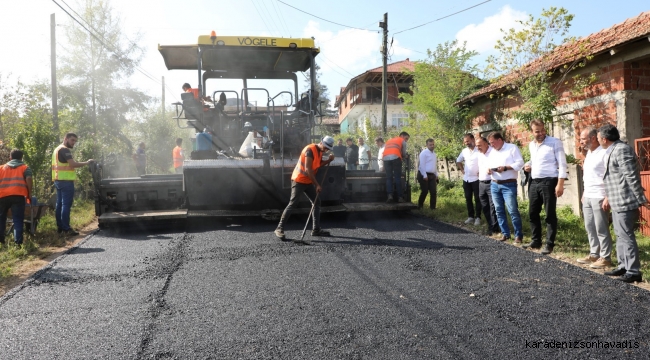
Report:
0,212,648,358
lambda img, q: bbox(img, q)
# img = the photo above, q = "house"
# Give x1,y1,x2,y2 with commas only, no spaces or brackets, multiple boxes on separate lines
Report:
334,59,415,134
320,116,340,135
457,11,650,214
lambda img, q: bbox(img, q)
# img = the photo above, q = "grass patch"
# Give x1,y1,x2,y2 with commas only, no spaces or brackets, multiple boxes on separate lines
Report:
413,180,650,283
0,199,96,279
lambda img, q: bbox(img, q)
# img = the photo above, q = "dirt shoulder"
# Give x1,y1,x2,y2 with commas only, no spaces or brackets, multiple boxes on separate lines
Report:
0,219,99,298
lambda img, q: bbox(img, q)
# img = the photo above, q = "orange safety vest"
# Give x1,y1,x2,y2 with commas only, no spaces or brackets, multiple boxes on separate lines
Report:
383,137,404,159
291,144,322,184
188,88,199,99
0,164,28,198
173,146,184,168
51,144,76,181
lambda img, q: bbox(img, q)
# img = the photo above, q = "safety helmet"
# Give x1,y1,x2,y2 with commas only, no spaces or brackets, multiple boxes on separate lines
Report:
322,135,334,150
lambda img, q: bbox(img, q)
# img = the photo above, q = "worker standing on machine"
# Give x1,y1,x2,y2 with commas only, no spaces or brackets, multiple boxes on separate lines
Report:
274,136,335,241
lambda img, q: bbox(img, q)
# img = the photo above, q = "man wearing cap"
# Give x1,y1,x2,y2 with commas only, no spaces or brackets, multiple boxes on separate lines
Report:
275,136,336,241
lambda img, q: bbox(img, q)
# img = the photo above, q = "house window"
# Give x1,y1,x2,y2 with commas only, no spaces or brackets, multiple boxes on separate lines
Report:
391,113,408,128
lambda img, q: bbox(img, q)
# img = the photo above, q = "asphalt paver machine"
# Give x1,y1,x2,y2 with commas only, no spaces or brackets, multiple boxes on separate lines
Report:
91,33,415,227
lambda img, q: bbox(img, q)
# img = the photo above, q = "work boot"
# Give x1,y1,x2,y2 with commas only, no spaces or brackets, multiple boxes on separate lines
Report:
311,229,331,237
274,228,287,241
386,194,394,203
397,197,406,203
541,244,554,255
64,229,80,236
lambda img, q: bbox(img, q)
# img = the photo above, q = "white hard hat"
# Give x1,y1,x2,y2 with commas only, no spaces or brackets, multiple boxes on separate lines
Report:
322,136,334,150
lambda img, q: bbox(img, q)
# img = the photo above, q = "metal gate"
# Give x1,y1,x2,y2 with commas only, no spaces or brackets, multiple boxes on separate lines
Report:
635,137,650,236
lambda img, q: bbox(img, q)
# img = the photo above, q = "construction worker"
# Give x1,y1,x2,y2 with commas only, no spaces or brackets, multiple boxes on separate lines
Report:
52,133,94,236
0,149,33,247
173,138,184,173
274,136,335,242
383,131,410,202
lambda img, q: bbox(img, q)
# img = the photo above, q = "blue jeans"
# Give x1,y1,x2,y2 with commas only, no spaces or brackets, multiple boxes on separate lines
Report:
384,158,403,198
490,182,523,239
0,196,25,244
55,180,75,231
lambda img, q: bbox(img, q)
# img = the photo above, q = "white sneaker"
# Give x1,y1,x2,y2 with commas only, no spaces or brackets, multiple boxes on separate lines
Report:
474,218,481,226
464,217,474,224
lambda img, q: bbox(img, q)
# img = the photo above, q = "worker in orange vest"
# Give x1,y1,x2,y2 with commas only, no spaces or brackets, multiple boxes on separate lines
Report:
0,149,33,247
382,131,410,203
173,138,185,173
275,136,335,242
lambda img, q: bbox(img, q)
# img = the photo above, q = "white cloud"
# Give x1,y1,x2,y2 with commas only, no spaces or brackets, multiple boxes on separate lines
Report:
302,21,411,105
455,5,527,54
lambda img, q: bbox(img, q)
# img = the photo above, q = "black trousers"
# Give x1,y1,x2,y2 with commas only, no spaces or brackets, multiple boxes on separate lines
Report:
462,180,481,218
418,173,437,209
529,178,558,246
277,181,321,231
478,181,499,233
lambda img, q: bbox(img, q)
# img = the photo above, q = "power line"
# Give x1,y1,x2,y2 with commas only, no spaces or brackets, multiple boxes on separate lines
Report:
393,0,492,35
251,0,275,35
260,0,283,35
51,0,162,86
275,0,371,31
270,0,292,36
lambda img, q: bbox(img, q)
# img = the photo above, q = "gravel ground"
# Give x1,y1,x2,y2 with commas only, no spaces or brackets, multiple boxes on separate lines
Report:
0,212,648,359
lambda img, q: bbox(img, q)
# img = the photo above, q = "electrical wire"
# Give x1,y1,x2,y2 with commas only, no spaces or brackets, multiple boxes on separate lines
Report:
260,0,283,36
270,0,292,36
275,0,371,31
393,0,492,35
251,0,275,36
52,0,162,86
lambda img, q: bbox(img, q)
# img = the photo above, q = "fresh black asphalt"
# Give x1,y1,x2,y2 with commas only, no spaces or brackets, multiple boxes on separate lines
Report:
1,212,649,359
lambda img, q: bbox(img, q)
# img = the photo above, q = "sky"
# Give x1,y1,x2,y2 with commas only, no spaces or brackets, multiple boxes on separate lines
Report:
1,0,649,110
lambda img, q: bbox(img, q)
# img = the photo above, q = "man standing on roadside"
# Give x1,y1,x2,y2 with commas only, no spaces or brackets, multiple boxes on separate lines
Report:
173,138,185,174
275,136,336,242
357,137,371,170
52,133,94,236
476,136,500,236
383,132,410,203
0,149,33,247
134,142,146,176
418,138,438,210
598,124,648,283
522,119,567,255
375,137,385,172
576,127,613,269
332,139,346,159
456,133,481,226
487,132,524,243
345,138,358,171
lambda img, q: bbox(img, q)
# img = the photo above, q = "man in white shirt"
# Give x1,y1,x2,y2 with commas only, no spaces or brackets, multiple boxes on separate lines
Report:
358,137,371,170
476,136,500,236
487,131,525,243
375,137,385,172
456,133,481,226
418,138,438,210
576,127,612,269
522,119,568,255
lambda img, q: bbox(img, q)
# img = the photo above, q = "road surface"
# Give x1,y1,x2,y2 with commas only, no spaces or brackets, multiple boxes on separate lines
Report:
1,213,649,359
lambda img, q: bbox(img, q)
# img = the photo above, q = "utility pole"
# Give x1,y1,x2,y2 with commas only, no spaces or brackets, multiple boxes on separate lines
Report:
379,13,388,135
162,76,165,119
51,13,59,140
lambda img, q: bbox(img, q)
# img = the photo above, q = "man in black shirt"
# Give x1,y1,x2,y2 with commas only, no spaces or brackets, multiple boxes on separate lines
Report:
332,139,346,159
344,138,358,171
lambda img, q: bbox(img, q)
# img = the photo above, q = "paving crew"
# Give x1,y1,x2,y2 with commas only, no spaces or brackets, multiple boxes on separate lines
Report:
173,138,185,173
52,133,94,236
0,149,33,247
275,136,335,241
383,131,410,203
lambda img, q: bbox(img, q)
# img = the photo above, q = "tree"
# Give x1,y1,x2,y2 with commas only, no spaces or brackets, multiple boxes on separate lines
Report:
485,7,595,127
400,40,485,161
58,0,151,157
0,78,58,198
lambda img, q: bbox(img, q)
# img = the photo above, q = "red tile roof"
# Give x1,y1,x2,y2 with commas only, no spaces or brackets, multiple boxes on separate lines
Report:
335,59,415,106
459,11,650,104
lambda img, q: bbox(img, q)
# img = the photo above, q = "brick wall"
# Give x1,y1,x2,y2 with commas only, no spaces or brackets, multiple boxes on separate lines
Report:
641,99,650,137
